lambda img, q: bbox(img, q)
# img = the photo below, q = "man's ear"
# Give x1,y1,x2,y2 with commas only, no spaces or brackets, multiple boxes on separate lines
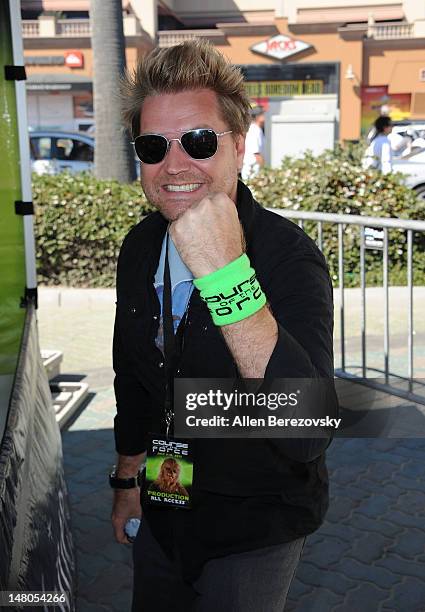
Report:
235,133,246,172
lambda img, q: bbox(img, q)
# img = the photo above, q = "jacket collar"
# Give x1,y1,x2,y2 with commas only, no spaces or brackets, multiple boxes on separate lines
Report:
235,179,257,247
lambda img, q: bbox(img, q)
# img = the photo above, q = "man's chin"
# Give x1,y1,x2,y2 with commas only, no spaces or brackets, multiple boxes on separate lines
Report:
157,197,203,221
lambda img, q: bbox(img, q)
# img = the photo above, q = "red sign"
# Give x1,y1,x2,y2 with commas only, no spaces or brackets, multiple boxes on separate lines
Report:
267,39,296,53
65,51,84,69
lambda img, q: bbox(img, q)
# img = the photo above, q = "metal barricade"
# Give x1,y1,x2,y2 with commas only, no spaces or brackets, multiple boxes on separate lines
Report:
267,208,425,405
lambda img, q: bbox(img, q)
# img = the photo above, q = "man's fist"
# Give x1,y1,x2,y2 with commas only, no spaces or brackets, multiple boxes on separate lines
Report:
169,192,244,277
112,489,142,544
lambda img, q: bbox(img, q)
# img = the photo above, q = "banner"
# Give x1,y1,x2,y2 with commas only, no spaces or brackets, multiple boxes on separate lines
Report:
0,306,76,607
0,2,76,606
245,80,324,98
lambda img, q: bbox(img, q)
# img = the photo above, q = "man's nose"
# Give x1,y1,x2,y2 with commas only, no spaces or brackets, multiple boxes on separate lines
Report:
163,139,190,173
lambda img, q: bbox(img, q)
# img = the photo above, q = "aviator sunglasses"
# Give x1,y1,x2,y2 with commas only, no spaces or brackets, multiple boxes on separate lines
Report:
132,128,232,164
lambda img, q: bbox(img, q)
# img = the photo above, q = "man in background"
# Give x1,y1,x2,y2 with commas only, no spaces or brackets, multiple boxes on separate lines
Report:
241,105,265,180
363,115,393,174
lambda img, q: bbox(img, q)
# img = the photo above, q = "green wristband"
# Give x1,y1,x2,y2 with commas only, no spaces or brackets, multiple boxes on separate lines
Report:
193,254,267,326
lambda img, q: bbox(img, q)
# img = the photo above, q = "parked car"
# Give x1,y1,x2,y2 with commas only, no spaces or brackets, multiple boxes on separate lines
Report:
29,130,140,177
30,130,94,175
393,141,425,202
392,121,425,141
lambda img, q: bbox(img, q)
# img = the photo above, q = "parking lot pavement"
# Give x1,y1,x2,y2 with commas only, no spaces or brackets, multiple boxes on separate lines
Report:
39,287,425,612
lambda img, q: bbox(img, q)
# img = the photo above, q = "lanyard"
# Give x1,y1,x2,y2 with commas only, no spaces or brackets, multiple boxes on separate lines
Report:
162,233,187,437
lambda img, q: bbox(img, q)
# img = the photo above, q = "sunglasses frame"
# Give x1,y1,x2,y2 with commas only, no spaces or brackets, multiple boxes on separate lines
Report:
132,128,233,164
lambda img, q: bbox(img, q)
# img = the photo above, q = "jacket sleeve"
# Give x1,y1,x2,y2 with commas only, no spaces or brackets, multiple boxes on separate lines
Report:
260,244,339,463
113,228,153,456
113,311,152,455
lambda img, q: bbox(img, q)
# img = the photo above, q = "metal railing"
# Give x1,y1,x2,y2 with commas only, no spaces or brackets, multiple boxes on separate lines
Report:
57,19,91,37
158,29,223,47
22,20,39,37
267,208,425,405
22,17,142,38
368,22,414,40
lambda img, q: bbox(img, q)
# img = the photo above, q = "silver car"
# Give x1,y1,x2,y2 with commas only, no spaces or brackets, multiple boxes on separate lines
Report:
29,130,140,178
30,130,94,175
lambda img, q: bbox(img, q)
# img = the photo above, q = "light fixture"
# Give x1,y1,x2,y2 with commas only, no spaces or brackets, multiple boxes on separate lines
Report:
345,64,355,80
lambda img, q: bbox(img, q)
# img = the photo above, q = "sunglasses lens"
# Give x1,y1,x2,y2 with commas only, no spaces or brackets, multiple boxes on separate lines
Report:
181,129,217,159
134,134,168,164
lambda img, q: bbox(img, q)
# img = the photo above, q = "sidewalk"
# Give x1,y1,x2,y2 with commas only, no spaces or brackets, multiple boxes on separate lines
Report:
37,286,425,376
38,287,425,612
61,381,132,612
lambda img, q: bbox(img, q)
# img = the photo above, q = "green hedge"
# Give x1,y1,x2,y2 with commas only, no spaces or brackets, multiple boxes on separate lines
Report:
33,173,153,287
33,144,425,287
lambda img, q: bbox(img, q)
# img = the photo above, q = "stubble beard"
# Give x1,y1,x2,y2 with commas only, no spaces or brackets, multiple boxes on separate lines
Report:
140,174,207,221
141,169,238,221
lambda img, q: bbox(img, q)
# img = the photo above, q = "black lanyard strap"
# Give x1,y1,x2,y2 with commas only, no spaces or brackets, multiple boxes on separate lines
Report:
162,232,191,436
162,233,176,437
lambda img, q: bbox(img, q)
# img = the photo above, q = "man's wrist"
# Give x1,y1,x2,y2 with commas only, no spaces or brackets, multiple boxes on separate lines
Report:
109,464,145,489
115,452,146,478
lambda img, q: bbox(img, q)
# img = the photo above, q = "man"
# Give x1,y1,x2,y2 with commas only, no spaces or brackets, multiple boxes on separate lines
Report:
111,40,337,611
241,105,265,180
363,115,393,175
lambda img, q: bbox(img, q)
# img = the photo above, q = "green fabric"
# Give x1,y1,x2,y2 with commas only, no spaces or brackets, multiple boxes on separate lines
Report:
194,254,266,326
0,1,26,376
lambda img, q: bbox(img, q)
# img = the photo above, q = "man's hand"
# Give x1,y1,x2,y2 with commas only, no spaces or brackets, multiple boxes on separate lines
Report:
111,488,142,544
169,192,244,277
170,191,277,378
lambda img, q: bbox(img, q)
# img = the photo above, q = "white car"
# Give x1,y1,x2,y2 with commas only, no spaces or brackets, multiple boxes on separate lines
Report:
393,141,425,202
30,130,94,175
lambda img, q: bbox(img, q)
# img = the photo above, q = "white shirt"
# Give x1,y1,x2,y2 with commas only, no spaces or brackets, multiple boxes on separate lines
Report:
362,134,393,175
241,123,264,180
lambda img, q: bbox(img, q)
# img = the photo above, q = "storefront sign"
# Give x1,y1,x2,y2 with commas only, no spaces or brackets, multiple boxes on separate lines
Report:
26,82,92,92
245,80,323,98
65,51,84,68
25,52,84,68
27,83,71,91
25,55,65,65
251,34,312,61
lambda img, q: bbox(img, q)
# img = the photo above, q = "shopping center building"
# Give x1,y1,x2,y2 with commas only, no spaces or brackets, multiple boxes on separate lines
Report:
22,0,425,155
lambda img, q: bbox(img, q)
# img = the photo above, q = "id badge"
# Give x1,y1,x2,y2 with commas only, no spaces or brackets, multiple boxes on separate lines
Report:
145,434,193,509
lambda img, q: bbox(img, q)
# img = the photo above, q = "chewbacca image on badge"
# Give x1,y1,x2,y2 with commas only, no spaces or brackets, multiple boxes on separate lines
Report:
148,458,189,496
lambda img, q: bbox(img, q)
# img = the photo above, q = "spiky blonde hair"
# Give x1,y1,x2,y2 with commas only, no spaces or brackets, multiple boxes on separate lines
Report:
121,39,251,138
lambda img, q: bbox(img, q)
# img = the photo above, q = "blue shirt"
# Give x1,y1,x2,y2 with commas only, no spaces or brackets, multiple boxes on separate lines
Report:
154,233,194,353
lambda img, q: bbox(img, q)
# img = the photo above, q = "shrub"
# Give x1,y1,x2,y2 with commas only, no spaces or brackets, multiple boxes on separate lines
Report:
33,145,424,287
247,144,425,287
33,172,153,287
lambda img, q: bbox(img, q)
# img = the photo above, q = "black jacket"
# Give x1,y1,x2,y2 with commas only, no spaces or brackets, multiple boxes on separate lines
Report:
113,181,338,580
